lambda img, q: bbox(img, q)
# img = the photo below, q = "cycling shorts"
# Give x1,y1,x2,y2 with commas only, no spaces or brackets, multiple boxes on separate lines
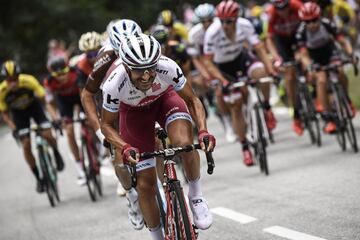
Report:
217,50,262,82
309,43,340,66
119,88,192,158
56,94,83,121
273,35,297,63
12,100,51,138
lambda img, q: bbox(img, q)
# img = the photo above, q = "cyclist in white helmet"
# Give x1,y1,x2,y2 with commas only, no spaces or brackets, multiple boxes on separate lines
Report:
101,33,216,240
188,3,238,143
80,19,144,230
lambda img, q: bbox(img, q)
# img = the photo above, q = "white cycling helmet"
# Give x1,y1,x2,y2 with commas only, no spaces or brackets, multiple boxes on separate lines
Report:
107,19,142,52
119,34,161,69
78,31,102,52
194,3,216,21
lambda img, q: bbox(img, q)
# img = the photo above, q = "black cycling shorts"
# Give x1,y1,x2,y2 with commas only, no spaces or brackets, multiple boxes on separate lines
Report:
217,50,259,82
309,43,340,66
56,94,83,120
273,35,297,63
12,100,50,137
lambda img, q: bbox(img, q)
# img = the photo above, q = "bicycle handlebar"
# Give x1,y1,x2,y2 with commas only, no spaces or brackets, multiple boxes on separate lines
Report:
310,57,359,76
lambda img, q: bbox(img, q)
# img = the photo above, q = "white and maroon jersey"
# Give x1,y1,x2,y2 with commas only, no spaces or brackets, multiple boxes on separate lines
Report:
102,56,187,112
203,17,260,64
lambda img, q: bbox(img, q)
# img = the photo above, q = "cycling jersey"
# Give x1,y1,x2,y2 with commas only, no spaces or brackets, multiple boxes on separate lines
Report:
323,0,355,22
172,22,189,42
296,18,343,50
188,22,207,57
43,68,80,102
102,56,186,111
296,18,343,65
0,74,45,111
267,0,303,37
76,54,94,88
85,44,117,94
204,17,260,64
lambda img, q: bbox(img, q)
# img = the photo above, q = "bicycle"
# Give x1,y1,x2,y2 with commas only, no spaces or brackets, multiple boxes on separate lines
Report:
128,127,215,240
311,58,359,152
73,113,103,201
295,62,322,147
20,124,61,207
230,76,275,176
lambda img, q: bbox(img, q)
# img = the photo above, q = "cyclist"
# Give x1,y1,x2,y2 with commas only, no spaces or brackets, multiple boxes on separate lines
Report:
76,31,102,88
157,10,189,42
44,56,86,185
203,0,277,166
266,0,304,135
296,2,357,133
0,60,64,193
188,3,237,143
80,19,145,229
101,34,215,240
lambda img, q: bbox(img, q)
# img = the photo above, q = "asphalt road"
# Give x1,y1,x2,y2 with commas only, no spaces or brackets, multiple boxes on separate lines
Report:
0,109,359,240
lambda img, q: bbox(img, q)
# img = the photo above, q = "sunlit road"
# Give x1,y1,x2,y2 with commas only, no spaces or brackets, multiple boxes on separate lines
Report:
0,110,359,240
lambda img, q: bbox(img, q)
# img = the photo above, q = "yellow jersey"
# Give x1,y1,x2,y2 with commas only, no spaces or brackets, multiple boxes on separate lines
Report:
324,0,355,23
0,74,45,111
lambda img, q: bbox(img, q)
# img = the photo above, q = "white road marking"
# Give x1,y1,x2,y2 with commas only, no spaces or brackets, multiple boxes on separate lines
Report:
263,226,327,240
211,207,257,224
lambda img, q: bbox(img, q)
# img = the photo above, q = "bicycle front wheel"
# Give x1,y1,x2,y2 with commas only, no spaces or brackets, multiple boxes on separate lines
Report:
81,141,98,202
339,88,358,152
255,106,269,175
332,84,347,151
167,181,196,240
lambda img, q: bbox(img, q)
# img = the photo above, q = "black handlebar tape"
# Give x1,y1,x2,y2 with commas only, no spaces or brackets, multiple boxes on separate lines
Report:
203,137,215,175
129,150,137,188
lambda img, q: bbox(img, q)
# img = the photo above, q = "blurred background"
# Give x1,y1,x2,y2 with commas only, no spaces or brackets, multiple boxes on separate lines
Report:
0,0,238,75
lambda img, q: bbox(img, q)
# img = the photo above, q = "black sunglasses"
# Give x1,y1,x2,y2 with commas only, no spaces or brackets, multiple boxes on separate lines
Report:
131,65,157,75
220,18,236,25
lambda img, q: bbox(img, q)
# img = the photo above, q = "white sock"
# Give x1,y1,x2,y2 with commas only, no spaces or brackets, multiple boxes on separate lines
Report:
126,187,138,202
149,224,164,240
188,177,202,199
222,115,232,132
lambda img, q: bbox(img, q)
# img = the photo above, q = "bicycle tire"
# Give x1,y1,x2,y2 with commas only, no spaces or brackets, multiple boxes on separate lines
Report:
302,84,322,146
255,106,269,175
90,140,103,197
46,151,60,202
156,183,166,229
339,87,358,152
332,84,347,151
81,141,97,201
38,147,56,207
170,180,195,240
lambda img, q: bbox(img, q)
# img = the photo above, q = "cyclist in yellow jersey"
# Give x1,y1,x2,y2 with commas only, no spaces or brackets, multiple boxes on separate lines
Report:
157,10,189,42
0,60,64,193
317,0,357,44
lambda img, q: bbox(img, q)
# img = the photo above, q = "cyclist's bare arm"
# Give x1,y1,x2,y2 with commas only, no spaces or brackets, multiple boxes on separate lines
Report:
1,111,16,130
337,36,353,56
192,56,211,80
81,88,101,131
298,47,312,70
253,42,276,75
101,109,127,150
46,100,59,120
182,60,194,86
177,80,207,133
203,54,228,84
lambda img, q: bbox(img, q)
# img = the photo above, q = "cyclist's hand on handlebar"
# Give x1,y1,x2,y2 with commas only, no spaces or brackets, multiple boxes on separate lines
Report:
52,119,62,131
122,144,140,165
198,130,216,152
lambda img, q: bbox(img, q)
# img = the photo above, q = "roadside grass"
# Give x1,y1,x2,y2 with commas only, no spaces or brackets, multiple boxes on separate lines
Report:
347,66,360,109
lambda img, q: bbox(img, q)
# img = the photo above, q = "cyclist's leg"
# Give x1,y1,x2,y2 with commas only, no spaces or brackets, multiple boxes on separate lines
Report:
13,109,43,192
249,62,277,131
158,90,212,230
112,149,132,190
